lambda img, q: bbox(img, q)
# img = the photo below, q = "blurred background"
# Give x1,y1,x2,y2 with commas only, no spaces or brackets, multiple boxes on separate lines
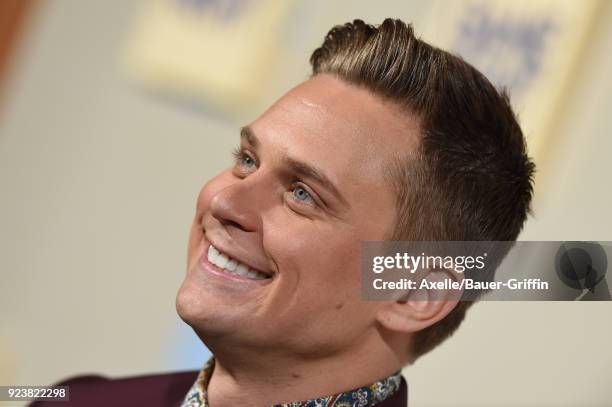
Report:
1,0,611,406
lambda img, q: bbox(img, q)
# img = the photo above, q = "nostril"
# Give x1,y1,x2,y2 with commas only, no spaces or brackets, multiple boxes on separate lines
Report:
221,218,251,232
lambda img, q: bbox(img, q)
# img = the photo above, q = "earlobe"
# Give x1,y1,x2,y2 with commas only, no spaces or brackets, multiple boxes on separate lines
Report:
375,268,463,334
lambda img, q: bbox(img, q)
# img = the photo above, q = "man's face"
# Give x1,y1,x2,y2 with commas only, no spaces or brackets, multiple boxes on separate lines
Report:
177,74,420,356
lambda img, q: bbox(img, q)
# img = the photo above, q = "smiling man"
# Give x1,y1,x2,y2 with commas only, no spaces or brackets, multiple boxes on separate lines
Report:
174,18,534,407
32,18,534,407
176,68,417,407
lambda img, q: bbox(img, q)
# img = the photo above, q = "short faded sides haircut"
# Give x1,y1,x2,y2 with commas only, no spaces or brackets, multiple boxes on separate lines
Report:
310,19,535,360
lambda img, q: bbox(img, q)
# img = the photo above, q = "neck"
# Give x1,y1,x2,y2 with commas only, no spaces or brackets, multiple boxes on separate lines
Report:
204,329,405,407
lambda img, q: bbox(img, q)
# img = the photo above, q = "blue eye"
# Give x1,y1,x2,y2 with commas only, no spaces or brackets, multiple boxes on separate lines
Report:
232,147,256,171
241,155,255,168
292,186,314,204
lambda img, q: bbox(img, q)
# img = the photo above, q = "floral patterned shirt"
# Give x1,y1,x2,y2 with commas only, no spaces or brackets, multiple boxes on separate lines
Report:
180,358,402,407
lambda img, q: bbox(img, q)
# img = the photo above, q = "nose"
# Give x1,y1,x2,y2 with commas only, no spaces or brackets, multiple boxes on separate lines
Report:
209,175,265,234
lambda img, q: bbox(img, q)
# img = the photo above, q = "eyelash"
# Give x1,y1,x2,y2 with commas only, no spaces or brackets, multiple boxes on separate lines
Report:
232,147,257,170
231,147,318,209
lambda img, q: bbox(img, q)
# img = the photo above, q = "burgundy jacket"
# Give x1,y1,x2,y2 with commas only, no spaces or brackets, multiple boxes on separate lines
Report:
30,371,408,407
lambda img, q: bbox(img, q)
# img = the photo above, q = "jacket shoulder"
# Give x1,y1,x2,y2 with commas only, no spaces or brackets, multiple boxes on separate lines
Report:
29,370,199,407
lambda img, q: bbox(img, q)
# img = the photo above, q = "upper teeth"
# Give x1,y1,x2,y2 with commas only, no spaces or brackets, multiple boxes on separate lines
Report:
207,245,270,280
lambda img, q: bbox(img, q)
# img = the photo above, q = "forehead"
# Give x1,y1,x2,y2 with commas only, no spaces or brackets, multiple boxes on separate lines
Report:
250,74,420,186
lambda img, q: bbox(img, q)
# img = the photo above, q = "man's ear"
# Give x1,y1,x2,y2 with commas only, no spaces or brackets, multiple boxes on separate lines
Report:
375,267,464,333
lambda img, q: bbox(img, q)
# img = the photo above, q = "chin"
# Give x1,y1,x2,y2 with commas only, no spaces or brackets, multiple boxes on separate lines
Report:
176,286,218,338
175,272,239,339
175,277,203,326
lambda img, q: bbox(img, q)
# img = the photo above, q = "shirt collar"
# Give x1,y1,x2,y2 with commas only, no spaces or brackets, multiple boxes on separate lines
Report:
180,358,402,407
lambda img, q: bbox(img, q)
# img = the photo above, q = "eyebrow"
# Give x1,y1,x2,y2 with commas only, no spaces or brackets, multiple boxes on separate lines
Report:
240,126,348,208
240,126,259,148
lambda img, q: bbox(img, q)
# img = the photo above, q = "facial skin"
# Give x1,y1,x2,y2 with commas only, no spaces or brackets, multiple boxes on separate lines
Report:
176,74,460,406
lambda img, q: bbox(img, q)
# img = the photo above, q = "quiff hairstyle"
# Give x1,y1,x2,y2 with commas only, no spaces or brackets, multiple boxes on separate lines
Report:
310,19,535,360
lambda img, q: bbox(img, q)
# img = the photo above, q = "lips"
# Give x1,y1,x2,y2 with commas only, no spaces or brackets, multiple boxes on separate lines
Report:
206,244,272,280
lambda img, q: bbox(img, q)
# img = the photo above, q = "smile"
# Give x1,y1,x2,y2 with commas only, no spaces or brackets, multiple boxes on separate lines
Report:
206,244,271,280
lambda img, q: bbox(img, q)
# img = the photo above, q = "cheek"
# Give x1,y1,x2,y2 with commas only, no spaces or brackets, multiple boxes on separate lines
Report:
265,223,375,347
310,237,362,299
268,218,363,304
